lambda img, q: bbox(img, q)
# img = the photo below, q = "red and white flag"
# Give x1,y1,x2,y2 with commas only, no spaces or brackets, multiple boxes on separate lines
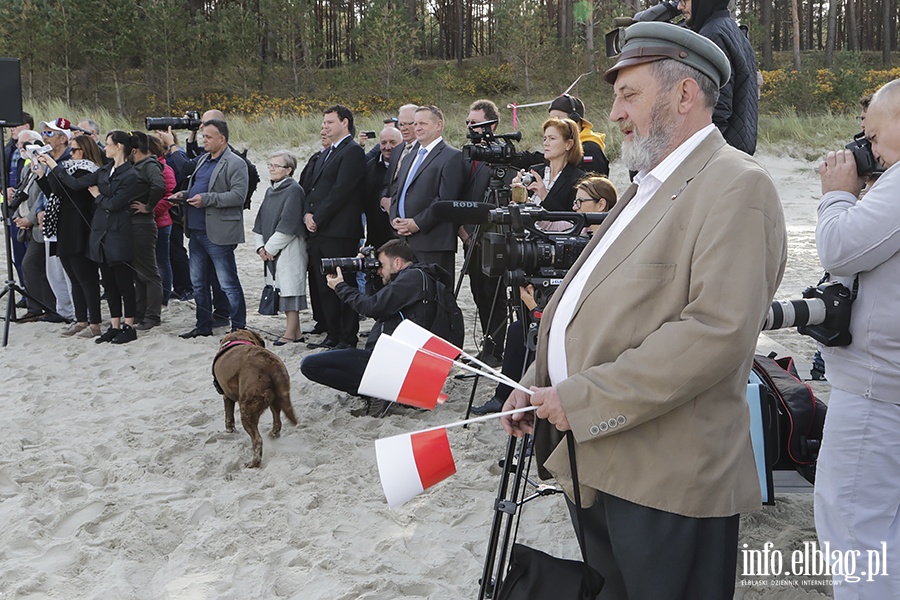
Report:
358,334,452,410
375,428,456,509
392,319,462,361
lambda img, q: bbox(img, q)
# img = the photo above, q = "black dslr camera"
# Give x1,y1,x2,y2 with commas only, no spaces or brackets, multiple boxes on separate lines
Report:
145,110,202,131
481,203,604,308
462,119,525,165
320,245,381,276
845,132,885,177
605,0,683,57
762,281,853,346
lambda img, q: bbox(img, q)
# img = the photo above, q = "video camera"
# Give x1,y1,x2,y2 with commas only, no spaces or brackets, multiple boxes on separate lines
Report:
761,281,853,346
845,132,885,177
433,201,604,308
320,245,381,276
145,110,202,132
462,119,524,165
605,0,683,57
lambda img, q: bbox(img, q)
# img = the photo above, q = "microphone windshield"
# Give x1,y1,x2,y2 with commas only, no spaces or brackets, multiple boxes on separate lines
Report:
431,200,495,224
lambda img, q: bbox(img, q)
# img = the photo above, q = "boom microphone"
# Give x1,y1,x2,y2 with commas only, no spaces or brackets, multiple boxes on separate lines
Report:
431,201,496,224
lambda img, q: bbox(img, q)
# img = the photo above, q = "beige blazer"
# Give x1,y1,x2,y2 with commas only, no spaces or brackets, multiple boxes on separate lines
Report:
525,129,787,518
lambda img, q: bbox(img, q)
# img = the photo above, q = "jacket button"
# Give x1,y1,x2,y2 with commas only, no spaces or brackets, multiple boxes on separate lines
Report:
607,418,618,429
617,415,626,425
589,425,600,436
598,422,609,432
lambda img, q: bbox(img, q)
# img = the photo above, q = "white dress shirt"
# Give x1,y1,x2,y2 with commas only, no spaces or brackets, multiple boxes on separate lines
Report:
547,123,717,385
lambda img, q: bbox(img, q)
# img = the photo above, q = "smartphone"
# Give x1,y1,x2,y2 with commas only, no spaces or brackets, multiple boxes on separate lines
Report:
363,130,377,139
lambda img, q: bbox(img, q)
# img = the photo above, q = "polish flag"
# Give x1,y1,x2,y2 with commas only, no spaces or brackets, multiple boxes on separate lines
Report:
376,428,456,509
358,334,452,410
392,319,462,361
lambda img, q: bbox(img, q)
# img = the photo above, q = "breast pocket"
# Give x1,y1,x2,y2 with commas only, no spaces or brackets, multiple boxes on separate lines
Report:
627,263,676,283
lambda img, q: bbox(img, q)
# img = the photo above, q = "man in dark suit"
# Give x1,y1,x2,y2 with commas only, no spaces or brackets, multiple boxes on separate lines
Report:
298,132,330,335
379,104,419,214
389,105,464,287
364,126,401,250
460,99,509,369
304,105,367,349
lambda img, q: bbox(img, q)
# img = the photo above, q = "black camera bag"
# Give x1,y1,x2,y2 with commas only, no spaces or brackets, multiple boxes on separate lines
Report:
751,353,826,484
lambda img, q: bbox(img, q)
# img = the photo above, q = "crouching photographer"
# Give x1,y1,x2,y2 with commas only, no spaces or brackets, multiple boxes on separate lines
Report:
300,239,460,402
813,78,900,596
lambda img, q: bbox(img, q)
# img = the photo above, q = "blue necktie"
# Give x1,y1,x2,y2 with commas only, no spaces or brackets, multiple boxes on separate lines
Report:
398,147,428,219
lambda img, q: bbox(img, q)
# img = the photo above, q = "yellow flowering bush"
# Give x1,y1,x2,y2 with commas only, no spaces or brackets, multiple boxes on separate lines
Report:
760,67,899,115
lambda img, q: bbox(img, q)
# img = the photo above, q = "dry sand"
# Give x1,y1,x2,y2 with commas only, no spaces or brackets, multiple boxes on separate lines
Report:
1,151,834,599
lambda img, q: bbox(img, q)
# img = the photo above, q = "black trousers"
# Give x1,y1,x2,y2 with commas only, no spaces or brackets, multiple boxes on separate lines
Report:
59,254,101,324
21,240,55,313
169,221,192,296
414,249,455,290
466,240,507,358
307,236,360,345
99,262,136,319
566,491,739,600
493,319,532,402
300,348,372,395
131,220,162,324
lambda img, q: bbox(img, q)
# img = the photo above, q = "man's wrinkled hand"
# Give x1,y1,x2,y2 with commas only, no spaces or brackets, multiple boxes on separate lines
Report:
500,389,535,437
819,149,864,197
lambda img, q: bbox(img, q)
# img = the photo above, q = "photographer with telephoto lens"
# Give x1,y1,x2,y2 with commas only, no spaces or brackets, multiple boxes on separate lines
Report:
300,239,459,404
814,78,900,597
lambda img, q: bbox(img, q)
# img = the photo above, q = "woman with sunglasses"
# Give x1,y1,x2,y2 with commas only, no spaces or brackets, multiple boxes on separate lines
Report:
253,150,309,345
512,117,585,212
39,130,142,344
35,135,105,337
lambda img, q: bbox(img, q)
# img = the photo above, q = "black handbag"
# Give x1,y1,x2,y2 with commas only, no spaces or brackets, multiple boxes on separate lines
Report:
258,262,280,315
495,432,604,600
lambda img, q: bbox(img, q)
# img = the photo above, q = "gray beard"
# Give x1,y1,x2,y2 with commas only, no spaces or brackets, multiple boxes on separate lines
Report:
620,99,676,173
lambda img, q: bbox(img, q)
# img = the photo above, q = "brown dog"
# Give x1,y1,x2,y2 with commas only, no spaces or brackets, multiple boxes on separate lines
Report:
212,329,298,467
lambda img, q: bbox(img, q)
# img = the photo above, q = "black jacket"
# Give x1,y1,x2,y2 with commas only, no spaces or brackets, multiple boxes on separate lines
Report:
693,6,759,154
334,262,452,350
364,155,396,249
37,160,98,257
52,162,140,264
303,137,367,241
528,163,585,213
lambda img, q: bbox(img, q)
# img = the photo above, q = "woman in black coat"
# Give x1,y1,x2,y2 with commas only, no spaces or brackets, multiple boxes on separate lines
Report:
39,130,142,344
36,134,105,338
513,117,585,212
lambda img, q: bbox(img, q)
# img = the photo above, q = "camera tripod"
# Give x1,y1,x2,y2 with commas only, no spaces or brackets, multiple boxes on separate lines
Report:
477,432,564,599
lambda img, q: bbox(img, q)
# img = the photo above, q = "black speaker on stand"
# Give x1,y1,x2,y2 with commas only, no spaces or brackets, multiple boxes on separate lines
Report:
1,57,55,347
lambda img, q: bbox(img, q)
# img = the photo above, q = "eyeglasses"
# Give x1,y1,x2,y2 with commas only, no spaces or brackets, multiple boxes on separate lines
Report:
267,163,289,169
41,131,61,137
397,121,414,127
573,197,599,209
70,147,83,153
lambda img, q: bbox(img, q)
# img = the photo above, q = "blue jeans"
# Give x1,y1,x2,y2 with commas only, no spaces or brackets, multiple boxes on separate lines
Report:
188,229,246,331
156,225,172,304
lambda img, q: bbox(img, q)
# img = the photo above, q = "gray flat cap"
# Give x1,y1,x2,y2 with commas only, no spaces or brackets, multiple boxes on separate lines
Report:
604,22,731,89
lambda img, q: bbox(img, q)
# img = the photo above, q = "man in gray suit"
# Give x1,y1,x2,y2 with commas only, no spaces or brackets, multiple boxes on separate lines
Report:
172,119,249,338
389,105,464,286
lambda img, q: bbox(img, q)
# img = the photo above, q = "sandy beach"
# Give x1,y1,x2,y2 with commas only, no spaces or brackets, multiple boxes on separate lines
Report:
1,150,835,599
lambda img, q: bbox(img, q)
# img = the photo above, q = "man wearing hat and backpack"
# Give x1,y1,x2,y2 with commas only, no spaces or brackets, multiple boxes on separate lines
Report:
501,22,786,598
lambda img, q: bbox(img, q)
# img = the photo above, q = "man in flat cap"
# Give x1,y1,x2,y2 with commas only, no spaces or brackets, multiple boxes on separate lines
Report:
501,22,787,598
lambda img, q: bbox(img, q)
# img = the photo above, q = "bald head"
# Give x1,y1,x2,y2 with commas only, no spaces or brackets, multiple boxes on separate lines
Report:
202,109,226,121
871,79,900,117
379,126,403,161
